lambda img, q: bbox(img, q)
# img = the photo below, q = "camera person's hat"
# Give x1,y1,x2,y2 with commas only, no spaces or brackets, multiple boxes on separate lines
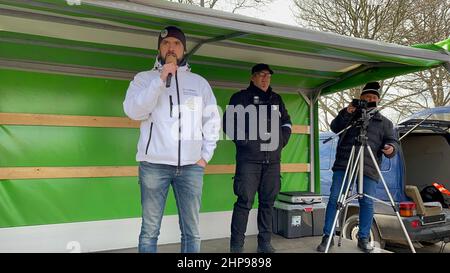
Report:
251,63,274,75
158,26,186,51
361,82,381,98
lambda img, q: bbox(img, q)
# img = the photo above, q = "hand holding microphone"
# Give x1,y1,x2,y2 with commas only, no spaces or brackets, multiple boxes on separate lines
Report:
163,54,178,88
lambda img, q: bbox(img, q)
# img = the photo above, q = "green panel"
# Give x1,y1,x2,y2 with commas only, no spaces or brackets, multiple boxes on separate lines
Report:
0,177,142,228
280,173,310,192
0,35,154,72
281,135,309,164
0,171,308,228
0,174,241,228
0,82,309,167
0,69,309,120
279,93,309,125
0,126,138,167
208,140,237,165
0,31,335,88
212,88,235,113
0,29,314,227
200,174,235,212
2,125,306,167
0,69,129,116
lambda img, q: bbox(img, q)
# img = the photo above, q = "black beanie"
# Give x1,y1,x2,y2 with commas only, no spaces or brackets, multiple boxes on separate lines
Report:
158,26,186,51
361,82,381,98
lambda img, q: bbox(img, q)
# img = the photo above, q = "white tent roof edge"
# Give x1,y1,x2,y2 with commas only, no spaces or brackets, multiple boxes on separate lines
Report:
83,0,450,63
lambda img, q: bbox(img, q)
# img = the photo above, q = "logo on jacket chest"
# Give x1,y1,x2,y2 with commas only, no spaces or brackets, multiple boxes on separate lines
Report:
183,88,199,97
182,88,201,111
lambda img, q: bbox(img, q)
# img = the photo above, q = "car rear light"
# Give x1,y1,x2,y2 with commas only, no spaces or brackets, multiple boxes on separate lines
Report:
410,220,420,229
399,202,416,217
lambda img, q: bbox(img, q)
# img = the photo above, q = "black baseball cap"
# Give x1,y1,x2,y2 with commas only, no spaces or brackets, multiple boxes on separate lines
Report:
361,82,381,98
158,26,187,51
251,63,274,75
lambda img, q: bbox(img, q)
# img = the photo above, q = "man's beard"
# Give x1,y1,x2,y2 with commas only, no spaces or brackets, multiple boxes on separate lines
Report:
161,52,180,65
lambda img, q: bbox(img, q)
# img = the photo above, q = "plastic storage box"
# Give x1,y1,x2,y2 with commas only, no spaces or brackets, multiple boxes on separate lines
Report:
272,200,326,238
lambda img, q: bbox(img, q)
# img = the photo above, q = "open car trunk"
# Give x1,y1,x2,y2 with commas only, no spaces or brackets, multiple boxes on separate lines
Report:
373,108,450,246
398,106,450,195
401,133,450,192
398,106,450,218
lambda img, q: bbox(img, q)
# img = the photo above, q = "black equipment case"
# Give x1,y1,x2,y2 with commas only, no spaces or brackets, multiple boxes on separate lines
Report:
277,191,322,204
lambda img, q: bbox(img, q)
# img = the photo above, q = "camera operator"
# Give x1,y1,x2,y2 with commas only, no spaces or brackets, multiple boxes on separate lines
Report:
317,82,400,253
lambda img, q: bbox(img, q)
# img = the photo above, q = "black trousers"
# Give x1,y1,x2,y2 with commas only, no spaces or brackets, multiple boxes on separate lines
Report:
230,162,281,246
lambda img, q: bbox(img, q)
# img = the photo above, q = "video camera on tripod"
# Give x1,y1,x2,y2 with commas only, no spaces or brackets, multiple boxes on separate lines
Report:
322,99,378,144
350,99,378,128
351,99,377,110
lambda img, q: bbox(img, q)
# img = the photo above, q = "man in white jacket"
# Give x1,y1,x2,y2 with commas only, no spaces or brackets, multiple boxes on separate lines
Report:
123,26,220,253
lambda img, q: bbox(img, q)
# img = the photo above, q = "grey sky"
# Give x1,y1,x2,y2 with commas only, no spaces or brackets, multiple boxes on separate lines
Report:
236,0,297,26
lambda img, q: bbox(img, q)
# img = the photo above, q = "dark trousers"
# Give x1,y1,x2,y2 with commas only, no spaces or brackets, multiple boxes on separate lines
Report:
230,162,281,247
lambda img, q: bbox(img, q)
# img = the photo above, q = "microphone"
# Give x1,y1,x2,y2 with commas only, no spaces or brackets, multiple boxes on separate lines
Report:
165,55,177,88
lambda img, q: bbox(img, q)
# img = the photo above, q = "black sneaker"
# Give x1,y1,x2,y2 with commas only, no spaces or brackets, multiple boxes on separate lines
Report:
316,235,334,252
257,243,276,253
230,245,244,253
357,238,373,253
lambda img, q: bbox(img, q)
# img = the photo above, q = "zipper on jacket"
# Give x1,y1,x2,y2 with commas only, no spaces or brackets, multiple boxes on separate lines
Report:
175,72,181,175
145,122,153,155
169,95,173,118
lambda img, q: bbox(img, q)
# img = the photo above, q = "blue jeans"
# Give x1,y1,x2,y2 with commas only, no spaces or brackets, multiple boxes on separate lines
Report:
323,170,377,239
138,162,204,253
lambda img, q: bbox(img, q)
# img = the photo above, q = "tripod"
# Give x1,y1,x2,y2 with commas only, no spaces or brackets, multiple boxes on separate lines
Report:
323,108,416,253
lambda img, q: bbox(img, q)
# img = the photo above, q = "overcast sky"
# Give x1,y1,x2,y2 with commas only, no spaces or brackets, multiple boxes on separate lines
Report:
235,0,298,26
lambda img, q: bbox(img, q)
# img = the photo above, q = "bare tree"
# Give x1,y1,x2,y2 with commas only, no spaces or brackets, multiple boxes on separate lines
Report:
293,0,450,130
393,0,450,109
168,0,274,13
292,0,413,42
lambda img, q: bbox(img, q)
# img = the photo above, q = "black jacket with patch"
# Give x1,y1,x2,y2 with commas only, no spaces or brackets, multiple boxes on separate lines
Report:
223,82,292,164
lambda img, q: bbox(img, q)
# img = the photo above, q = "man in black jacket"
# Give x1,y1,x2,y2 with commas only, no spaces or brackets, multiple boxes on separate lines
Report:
316,82,399,253
223,63,292,253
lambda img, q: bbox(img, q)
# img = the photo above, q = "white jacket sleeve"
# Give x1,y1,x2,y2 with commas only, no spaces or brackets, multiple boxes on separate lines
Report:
201,81,221,163
123,72,165,120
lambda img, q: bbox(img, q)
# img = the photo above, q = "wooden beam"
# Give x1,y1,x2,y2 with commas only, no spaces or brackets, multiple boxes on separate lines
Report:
0,113,310,134
281,163,310,173
292,125,310,134
0,113,139,128
0,166,137,180
0,164,310,180
204,164,235,174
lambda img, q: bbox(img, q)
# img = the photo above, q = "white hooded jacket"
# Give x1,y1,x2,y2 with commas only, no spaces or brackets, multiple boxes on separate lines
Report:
123,60,221,166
